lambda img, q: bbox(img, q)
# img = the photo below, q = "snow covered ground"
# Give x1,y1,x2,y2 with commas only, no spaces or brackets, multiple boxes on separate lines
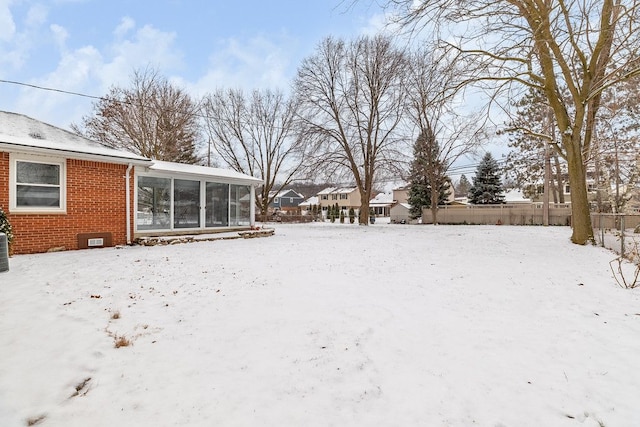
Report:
1,223,639,427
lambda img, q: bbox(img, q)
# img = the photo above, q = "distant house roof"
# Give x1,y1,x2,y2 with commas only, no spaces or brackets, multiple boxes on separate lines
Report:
299,196,319,207
148,160,263,185
269,189,304,199
504,189,531,204
0,111,150,164
318,186,357,195
370,192,394,206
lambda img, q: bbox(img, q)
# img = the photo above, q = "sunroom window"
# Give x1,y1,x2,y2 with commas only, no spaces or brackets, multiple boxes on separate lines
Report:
137,176,171,230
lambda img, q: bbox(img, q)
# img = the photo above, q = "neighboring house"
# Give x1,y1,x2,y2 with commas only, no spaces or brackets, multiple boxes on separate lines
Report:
504,189,532,204
392,186,409,204
0,111,261,255
317,187,361,214
390,202,412,224
269,189,305,213
369,192,393,217
299,196,319,213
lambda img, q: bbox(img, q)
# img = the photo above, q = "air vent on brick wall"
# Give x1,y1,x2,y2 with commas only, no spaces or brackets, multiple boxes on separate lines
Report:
77,232,113,249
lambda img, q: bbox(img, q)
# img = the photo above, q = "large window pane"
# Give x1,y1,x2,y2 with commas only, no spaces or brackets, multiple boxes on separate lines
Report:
137,176,171,230
15,161,61,207
205,182,229,227
16,185,60,207
174,179,200,229
230,184,251,226
17,161,60,185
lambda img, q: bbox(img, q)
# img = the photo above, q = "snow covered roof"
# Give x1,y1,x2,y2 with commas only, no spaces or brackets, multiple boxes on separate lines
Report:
299,196,319,206
0,111,150,164
318,186,357,195
370,192,394,205
504,189,531,203
269,189,304,199
148,160,263,185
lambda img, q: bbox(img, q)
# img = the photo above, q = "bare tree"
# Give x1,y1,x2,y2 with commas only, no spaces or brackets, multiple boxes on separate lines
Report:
201,88,305,217
503,88,565,203
405,47,484,223
73,68,202,163
593,80,640,213
294,35,408,225
379,0,640,244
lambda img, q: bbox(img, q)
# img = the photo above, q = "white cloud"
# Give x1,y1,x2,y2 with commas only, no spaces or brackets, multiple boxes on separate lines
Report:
114,16,135,39
192,34,294,96
0,2,49,73
50,23,68,50
0,1,16,42
25,3,47,28
14,44,103,128
12,20,186,128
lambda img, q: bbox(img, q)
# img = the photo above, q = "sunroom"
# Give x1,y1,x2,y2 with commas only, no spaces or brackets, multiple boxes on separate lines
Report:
134,160,262,237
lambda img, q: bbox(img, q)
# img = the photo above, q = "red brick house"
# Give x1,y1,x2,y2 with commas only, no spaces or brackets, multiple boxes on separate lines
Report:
0,111,261,254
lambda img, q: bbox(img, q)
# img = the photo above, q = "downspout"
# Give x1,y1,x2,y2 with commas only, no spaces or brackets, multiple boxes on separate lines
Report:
250,184,256,227
125,163,133,245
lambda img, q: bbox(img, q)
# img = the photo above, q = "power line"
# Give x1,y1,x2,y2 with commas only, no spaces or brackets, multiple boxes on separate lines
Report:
0,79,105,101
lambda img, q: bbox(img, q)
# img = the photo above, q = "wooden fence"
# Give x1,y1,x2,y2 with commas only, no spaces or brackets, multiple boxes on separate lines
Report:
423,204,572,226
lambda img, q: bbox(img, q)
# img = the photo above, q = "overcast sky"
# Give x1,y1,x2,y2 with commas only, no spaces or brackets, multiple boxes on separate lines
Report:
0,0,389,130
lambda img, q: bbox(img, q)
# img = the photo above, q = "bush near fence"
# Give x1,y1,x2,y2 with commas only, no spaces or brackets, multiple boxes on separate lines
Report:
592,213,640,264
423,204,572,226
255,214,315,223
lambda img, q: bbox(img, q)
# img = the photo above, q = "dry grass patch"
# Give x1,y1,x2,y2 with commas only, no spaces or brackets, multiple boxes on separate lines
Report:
114,335,132,348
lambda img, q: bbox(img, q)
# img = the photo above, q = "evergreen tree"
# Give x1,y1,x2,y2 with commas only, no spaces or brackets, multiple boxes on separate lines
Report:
469,153,505,204
407,128,451,221
0,206,13,252
348,207,355,224
455,174,472,198
339,210,345,223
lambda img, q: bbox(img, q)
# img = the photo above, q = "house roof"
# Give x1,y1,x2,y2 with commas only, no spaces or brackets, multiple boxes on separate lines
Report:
0,111,151,164
318,186,357,195
299,196,319,206
370,192,394,206
269,189,304,199
148,160,263,185
504,189,531,204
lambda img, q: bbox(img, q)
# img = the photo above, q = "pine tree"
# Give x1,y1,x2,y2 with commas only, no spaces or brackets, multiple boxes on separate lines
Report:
469,153,505,204
348,207,355,224
455,174,472,198
407,128,451,221
339,210,345,223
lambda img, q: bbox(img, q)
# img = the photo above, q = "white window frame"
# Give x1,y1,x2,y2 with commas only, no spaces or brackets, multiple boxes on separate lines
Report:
9,154,67,213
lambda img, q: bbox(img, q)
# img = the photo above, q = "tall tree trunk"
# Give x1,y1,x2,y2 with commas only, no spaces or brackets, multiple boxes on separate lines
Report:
566,142,594,244
430,185,439,224
359,197,370,225
553,154,565,204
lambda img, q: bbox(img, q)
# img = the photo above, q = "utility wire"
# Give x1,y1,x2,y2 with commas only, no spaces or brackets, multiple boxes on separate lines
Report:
0,79,105,101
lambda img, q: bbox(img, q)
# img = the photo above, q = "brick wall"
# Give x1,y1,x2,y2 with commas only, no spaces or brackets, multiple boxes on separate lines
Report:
1,153,135,254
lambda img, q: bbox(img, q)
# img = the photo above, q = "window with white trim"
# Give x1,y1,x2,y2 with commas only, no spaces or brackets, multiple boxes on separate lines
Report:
10,155,66,212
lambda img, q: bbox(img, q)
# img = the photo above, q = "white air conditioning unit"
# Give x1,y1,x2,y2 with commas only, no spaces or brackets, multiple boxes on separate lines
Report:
0,233,8,273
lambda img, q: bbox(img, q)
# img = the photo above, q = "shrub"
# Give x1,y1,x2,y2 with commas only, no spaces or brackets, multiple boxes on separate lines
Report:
0,206,13,243
114,335,132,348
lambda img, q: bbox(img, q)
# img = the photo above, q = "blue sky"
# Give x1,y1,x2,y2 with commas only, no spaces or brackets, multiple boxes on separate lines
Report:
0,0,388,130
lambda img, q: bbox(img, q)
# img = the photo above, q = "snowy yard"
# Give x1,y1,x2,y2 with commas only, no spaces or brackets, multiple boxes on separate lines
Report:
1,223,639,426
